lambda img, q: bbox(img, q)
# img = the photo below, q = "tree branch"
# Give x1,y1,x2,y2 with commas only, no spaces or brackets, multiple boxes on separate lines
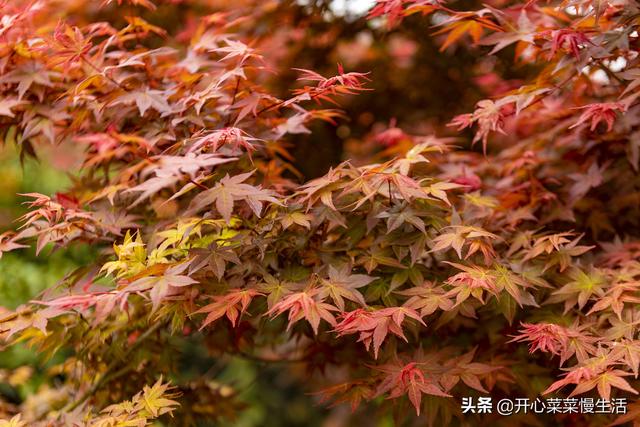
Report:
62,320,165,413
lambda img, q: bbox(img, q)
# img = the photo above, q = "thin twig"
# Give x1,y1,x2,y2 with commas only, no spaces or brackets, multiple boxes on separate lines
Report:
235,349,307,364
62,321,164,412
81,56,128,91
225,76,242,127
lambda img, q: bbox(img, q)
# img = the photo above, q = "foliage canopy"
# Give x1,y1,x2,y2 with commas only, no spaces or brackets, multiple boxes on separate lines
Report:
2,0,640,425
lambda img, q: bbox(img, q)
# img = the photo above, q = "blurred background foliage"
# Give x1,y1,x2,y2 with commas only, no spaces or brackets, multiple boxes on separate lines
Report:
0,142,87,417
0,142,90,309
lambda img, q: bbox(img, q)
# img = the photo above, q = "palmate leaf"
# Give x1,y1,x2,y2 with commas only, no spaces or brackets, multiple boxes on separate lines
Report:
194,288,263,328
127,267,198,312
317,264,376,311
110,87,173,116
373,361,450,415
188,171,281,222
97,376,179,424
397,283,454,317
334,307,425,359
0,415,27,427
126,153,236,206
509,322,598,366
267,288,338,335
545,369,639,401
313,380,372,413
0,62,59,99
547,267,606,312
611,399,640,426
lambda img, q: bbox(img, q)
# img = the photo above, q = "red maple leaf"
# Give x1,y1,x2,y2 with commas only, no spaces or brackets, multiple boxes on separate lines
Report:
266,288,338,334
334,307,425,358
570,102,626,132
374,361,450,415
195,288,263,329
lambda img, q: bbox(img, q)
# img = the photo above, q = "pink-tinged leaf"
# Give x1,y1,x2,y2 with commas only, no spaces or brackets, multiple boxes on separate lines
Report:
335,307,425,358
188,172,281,223
194,289,263,329
0,98,25,117
111,88,173,116
570,102,626,132
266,289,337,334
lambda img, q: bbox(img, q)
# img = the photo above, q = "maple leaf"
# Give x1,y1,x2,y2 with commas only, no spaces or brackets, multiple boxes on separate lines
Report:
33,293,102,312
257,274,302,310
188,171,281,223
374,361,451,415
479,10,535,54
570,102,626,132
98,381,179,424
397,282,454,316
118,16,167,40
275,113,312,137
455,99,507,153
101,47,176,81
47,23,92,70
431,226,467,259
297,166,345,211
214,38,261,63
441,348,503,393
0,98,25,117
127,267,198,312
0,62,59,99
510,321,597,365
295,64,370,92
434,12,502,52
340,165,432,210
111,88,173,116
0,231,28,257
610,399,640,426
190,243,241,280
368,0,412,29
588,282,640,320
280,211,313,230
609,340,640,378
195,288,263,329
4,306,66,338
443,262,499,306
521,232,594,272
313,381,372,413
374,120,411,147
0,414,27,427
599,237,640,268
127,153,235,206
567,161,605,201
334,307,425,358
376,206,430,234
266,288,338,334
499,87,551,116
605,310,640,342
547,267,606,312
188,127,260,156
231,92,270,123
318,265,376,311
545,369,638,400
548,29,591,59
101,230,147,278
393,139,445,175
492,264,538,308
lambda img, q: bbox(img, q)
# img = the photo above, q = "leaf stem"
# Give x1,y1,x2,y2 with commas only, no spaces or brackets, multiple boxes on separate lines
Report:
62,320,164,413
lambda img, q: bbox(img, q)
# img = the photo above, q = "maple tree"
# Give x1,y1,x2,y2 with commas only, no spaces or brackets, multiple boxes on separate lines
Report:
1,0,640,425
